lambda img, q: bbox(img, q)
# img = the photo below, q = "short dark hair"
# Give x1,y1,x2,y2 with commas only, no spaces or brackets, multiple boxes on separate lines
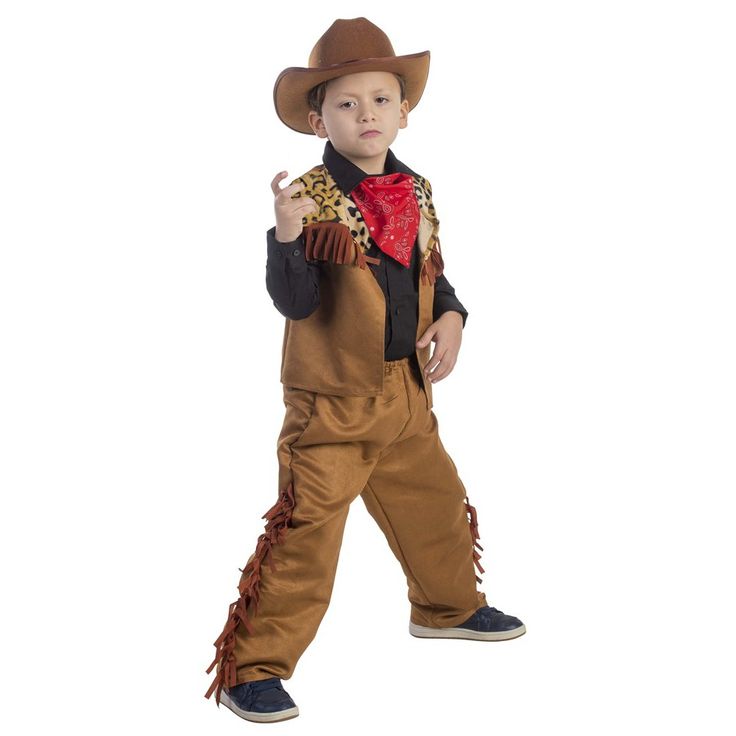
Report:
307,73,407,116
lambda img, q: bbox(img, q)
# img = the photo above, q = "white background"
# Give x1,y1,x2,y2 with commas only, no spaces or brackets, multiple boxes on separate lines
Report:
1,1,734,733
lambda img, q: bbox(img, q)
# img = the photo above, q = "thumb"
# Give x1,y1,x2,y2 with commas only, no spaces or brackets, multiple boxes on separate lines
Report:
416,327,435,348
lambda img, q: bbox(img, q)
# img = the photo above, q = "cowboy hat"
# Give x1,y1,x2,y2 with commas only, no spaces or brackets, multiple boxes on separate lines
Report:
273,17,430,135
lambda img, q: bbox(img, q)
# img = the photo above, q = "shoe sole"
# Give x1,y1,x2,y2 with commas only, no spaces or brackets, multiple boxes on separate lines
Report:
409,621,527,641
219,689,300,723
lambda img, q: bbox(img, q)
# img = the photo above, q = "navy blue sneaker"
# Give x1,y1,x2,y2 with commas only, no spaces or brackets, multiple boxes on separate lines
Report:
410,605,526,641
219,676,299,723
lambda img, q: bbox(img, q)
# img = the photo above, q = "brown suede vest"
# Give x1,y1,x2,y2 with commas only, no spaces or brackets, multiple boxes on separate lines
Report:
279,164,446,411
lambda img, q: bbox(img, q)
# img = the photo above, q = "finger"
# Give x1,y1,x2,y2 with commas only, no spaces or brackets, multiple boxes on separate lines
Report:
270,170,290,195
275,197,312,218
417,328,437,353
274,183,307,204
280,196,317,215
423,345,446,375
293,200,319,216
429,355,455,382
276,183,308,204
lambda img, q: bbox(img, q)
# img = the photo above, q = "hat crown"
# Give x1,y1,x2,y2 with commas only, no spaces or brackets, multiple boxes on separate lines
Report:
273,17,429,134
308,17,396,69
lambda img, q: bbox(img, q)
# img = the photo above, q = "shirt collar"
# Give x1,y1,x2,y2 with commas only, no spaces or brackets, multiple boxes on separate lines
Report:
322,138,419,195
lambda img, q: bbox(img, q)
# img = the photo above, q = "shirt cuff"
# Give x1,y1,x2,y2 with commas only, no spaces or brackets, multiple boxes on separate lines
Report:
433,299,468,328
267,226,308,273
439,308,468,328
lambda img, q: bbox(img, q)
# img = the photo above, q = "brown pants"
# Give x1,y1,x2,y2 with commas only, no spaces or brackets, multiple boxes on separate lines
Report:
205,355,487,705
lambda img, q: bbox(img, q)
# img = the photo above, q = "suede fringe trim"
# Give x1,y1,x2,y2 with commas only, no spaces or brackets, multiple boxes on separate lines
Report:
420,242,445,286
204,481,297,707
464,495,485,584
357,248,382,270
303,221,381,270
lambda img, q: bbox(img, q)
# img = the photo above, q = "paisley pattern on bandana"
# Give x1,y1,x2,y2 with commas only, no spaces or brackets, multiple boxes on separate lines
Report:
349,172,420,268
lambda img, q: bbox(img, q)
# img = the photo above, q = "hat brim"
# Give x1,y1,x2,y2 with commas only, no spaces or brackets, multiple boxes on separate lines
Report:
273,50,430,135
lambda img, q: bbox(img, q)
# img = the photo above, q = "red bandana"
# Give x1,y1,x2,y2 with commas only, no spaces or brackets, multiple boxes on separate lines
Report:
349,172,420,268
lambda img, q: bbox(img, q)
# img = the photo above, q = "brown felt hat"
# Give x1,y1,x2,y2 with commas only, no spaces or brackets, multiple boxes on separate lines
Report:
273,17,430,135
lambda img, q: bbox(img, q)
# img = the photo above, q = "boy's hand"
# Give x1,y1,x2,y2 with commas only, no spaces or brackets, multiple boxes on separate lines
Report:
271,171,319,243
416,311,464,383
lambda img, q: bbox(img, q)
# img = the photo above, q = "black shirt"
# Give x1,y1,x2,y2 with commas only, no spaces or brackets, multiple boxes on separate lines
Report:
265,139,468,360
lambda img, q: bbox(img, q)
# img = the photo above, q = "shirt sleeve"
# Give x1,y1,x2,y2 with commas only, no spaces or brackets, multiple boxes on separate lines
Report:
432,272,469,328
422,177,468,329
265,226,321,320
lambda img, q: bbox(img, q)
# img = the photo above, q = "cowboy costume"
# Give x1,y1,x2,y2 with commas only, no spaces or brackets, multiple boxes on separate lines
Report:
204,17,526,724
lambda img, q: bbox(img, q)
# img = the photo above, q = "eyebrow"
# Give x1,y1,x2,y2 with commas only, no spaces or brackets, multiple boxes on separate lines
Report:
336,89,393,97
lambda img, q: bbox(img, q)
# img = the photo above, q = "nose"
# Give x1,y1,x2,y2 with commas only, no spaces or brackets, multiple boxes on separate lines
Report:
359,105,377,122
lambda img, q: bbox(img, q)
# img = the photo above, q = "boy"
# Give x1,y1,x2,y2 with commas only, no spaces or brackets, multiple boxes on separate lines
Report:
205,17,525,723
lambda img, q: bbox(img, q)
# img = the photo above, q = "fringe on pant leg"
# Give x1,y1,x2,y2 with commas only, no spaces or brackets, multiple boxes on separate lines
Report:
204,480,297,707
464,495,485,584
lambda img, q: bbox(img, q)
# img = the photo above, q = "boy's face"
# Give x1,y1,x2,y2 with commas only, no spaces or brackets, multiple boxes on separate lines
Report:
307,70,409,174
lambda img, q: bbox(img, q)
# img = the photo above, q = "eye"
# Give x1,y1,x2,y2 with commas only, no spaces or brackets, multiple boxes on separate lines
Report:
339,97,389,109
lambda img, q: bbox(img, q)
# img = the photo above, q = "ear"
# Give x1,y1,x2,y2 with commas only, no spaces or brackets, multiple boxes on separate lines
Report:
398,99,409,129
308,110,328,138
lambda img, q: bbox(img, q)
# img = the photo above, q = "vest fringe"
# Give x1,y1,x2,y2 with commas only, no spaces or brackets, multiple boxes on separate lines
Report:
464,495,485,584
204,481,297,707
356,246,382,270
304,221,354,264
303,221,383,270
420,242,445,286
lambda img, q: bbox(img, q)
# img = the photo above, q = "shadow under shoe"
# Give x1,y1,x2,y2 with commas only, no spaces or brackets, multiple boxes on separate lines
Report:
219,676,299,723
409,605,526,641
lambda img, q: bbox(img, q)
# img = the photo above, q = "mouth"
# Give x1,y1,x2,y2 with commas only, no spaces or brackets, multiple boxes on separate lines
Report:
360,130,381,138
